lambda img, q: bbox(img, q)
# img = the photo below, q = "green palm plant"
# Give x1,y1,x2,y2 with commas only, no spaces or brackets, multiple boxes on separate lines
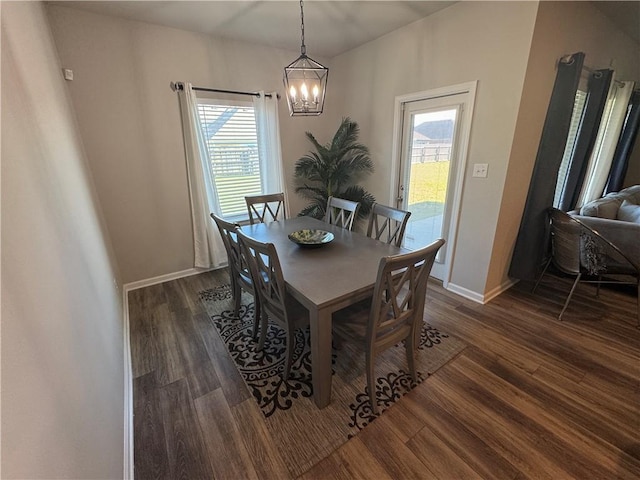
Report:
295,117,375,220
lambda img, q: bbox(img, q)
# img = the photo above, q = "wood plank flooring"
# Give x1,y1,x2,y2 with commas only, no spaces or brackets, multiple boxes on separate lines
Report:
129,268,640,479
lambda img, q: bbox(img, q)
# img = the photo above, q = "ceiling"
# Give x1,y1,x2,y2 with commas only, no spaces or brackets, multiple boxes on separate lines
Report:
592,1,640,44
46,1,456,58
47,1,639,58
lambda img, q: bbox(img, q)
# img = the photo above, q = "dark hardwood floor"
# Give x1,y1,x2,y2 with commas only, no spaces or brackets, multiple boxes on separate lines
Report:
129,268,640,479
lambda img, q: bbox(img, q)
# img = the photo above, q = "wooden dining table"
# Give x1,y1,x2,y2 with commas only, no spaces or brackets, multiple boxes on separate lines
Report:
242,216,407,408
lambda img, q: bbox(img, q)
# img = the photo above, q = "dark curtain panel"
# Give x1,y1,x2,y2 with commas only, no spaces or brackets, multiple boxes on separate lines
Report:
605,89,640,193
558,69,613,211
509,52,584,281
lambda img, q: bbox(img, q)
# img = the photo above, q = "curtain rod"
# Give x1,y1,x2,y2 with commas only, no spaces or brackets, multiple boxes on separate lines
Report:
170,82,279,99
558,55,624,87
582,67,625,88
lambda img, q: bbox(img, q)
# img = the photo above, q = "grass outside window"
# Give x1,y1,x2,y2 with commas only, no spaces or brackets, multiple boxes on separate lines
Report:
408,161,449,221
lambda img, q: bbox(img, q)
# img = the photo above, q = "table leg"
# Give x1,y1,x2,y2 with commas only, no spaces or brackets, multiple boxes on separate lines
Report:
310,307,332,408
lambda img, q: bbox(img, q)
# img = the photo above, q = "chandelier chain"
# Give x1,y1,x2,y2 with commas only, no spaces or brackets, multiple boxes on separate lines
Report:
299,0,306,55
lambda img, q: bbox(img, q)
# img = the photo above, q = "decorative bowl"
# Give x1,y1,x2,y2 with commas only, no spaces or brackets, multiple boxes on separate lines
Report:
288,229,334,248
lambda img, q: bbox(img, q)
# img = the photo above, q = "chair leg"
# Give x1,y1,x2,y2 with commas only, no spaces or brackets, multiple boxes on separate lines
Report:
233,281,242,318
559,273,581,321
532,258,552,294
366,350,378,415
257,310,269,351
636,280,639,329
406,335,417,384
251,293,261,338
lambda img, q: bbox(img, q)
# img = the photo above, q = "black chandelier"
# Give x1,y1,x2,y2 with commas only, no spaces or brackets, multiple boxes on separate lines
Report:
283,0,328,116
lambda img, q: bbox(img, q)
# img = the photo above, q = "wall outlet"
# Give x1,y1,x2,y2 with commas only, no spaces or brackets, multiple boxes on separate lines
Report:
472,163,488,178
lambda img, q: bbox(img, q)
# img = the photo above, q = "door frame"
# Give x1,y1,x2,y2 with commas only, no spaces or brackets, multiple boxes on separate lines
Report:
389,81,477,288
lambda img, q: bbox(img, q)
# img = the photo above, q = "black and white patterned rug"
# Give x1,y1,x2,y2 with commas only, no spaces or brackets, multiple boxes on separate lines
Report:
199,283,466,476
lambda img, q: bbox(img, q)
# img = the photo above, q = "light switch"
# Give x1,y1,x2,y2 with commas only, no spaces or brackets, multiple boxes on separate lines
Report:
63,68,74,81
472,163,488,178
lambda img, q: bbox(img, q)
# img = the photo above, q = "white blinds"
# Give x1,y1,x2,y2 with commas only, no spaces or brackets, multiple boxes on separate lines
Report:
197,102,262,217
553,89,587,208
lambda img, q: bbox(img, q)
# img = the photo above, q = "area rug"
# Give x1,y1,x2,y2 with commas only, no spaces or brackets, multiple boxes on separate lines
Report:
199,283,466,477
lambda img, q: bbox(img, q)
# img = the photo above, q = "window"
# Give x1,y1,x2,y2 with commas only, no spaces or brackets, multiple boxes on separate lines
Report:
197,99,262,220
577,80,635,206
552,73,633,210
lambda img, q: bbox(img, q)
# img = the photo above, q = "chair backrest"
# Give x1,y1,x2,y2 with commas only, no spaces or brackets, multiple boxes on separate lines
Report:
245,193,286,225
236,229,289,325
367,203,412,247
210,213,251,283
324,196,360,230
368,238,445,351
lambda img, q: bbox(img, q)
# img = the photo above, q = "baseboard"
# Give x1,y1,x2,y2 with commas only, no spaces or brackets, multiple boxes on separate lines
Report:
122,288,134,480
483,278,519,303
123,267,215,293
446,278,519,305
446,283,485,304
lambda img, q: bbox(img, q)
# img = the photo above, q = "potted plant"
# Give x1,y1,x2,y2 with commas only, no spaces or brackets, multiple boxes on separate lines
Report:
294,117,375,220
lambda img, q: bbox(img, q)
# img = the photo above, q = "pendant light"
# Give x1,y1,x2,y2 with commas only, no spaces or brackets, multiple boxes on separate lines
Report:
283,0,328,116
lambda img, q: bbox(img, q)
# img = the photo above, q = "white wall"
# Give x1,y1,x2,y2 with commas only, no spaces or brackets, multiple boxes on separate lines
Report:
1,2,125,478
326,1,539,296
47,4,336,284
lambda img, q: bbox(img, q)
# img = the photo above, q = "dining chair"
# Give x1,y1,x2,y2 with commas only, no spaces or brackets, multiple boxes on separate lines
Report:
245,192,286,225
210,214,261,336
366,203,412,247
324,196,360,231
236,229,309,379
333,238,445,414
533,207,639,325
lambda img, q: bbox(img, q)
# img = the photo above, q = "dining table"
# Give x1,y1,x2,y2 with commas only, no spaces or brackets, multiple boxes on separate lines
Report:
241,215,407,408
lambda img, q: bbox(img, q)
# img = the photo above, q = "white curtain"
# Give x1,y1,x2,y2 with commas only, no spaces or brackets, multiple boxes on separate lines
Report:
578,80,635,206
177,82,226,269
253,91,288,216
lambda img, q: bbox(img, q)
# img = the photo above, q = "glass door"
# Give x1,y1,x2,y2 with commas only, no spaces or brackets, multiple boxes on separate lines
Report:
398,95,463,280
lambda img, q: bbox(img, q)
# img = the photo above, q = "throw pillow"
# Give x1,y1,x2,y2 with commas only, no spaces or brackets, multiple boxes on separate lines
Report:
617,200,640,223
580,197,621,219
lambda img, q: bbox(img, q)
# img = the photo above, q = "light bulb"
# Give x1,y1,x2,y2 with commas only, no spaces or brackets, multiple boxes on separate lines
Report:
312,85,319,102
289,86,297,102
301,83,308,100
